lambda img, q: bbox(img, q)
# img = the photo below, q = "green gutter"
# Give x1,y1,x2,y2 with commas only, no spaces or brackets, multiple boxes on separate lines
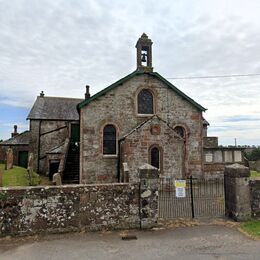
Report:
78,70,140,109
77,70,206,112
152,72,207,111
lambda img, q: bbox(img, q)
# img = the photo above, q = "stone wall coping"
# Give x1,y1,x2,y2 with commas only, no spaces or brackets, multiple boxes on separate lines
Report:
224,163,250,178
203,147,245,151
0,182,138,192
139,163,158,170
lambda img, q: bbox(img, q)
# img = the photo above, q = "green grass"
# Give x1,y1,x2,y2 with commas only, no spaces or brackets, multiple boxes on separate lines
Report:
0,164,40,187
251,171,260,178
240,220,260,238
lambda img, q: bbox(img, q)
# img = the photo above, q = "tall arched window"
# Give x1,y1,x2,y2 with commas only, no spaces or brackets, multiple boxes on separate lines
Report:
103,125,116,155
138,89,154,114
174,126,186,140
151,147,160,169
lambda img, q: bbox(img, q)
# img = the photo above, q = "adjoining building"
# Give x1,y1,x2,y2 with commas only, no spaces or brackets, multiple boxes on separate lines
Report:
0,126,30,168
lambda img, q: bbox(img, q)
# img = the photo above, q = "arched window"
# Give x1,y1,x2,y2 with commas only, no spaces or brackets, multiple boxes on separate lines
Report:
103,125,116,155
174,126,186,140
138,89,154,114
151,147,160,169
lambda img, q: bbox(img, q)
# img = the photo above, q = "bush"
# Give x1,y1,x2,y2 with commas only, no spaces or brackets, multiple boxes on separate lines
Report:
245,148,260,161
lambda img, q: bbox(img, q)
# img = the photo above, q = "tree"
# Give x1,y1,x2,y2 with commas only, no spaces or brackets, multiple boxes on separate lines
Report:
245,147,260,161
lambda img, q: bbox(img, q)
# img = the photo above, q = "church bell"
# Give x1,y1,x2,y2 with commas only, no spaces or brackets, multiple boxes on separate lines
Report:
141,52,147,62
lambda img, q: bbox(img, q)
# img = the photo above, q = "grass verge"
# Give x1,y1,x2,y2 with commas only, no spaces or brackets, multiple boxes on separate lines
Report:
0,164,40,187
240,220,260,239
250,171,260,178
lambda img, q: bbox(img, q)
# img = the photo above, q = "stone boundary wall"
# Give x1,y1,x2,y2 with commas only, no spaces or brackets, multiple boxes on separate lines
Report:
0,183,141,237
250,180,260,218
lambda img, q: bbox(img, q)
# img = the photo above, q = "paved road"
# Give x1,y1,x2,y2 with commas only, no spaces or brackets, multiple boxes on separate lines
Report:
0,225,259,260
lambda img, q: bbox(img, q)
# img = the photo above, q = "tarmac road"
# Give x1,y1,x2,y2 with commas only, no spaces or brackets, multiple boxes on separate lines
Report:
0,225,259,260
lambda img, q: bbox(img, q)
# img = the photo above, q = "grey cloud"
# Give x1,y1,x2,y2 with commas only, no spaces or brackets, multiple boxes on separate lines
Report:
0,0,260,144
223,116,260,122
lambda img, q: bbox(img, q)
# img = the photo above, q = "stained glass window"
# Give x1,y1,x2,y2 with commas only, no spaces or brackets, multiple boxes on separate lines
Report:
103,125,116,155
138,89,154,114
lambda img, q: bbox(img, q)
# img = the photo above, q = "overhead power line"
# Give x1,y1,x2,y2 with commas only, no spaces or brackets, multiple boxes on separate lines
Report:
166,73,260,80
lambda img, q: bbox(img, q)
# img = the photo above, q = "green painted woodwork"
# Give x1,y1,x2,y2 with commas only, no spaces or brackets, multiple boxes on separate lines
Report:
18,151,28,168
78,70,206,111
71,124,80,144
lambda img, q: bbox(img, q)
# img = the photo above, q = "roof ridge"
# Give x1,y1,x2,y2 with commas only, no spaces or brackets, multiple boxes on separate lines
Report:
1,130,29,142
37,96,83,100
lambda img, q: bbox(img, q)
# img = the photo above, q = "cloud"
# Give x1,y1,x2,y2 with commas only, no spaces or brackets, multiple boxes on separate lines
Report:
223,116,260,122
0,0,260,144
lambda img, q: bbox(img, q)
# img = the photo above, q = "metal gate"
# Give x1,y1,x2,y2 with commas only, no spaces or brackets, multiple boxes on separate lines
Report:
159,176,225,219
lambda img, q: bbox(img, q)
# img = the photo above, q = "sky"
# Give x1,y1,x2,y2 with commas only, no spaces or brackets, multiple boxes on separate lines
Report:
0,0,260,145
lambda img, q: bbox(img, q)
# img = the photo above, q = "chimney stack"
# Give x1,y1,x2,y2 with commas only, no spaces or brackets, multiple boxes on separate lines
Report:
40,91,45,97
11,125,18,137
85,85,90,99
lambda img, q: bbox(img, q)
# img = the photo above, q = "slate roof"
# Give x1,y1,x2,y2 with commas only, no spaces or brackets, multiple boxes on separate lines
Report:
27,96,83,120
78,70,206,111
0,131,30,146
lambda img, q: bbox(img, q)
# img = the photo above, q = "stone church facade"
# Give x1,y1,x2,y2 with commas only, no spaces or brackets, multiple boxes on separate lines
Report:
78,34,206,183
1,33,245,183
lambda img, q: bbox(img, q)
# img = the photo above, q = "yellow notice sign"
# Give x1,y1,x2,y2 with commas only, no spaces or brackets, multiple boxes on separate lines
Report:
175,180,186,198
174,180,186,188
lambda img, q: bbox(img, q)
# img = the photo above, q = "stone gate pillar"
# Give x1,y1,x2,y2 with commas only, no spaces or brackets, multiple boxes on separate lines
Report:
139,164,159,229
224,163,251,221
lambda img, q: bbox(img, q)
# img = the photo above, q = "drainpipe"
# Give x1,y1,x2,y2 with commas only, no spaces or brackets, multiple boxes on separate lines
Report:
117,138,125,182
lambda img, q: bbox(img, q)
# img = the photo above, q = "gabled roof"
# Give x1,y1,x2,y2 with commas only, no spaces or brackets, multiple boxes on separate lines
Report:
27,96,83,121
78,70,206,111
0,131,30,146
121,115,183,141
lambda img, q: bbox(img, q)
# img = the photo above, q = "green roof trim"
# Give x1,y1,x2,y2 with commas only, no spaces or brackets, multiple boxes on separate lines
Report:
78,70,206,111
152,72,207,111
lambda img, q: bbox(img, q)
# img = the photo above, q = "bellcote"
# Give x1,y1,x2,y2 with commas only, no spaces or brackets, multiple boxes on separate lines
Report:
136,33,153,72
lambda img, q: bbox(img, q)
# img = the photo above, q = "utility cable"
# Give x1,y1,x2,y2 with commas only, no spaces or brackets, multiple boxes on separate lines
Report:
166,73,260,80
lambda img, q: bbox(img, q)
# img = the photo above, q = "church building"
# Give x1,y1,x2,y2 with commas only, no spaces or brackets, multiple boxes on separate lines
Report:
1,33,244,184
78,33,206,183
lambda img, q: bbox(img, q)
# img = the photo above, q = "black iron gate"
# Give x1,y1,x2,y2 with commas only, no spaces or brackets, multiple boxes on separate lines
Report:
159,176,225,219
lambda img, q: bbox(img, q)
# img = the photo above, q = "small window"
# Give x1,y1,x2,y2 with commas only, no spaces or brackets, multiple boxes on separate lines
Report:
174,126,185,139
103,125,116,155
151,147,160,169
138,89,154,114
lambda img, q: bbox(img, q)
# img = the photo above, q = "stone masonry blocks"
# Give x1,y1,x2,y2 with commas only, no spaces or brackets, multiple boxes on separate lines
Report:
224,164,251,221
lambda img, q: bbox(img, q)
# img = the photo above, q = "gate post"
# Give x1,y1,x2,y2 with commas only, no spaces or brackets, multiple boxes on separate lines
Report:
139,164,159,229
224,164,251,221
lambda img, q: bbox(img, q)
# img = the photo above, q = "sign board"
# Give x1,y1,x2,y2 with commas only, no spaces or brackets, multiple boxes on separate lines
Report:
175,180,186,198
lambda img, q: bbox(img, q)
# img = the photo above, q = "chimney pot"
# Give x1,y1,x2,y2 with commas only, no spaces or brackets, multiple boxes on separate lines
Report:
85,85,91,99
40,91,45,97
11,125,18,137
